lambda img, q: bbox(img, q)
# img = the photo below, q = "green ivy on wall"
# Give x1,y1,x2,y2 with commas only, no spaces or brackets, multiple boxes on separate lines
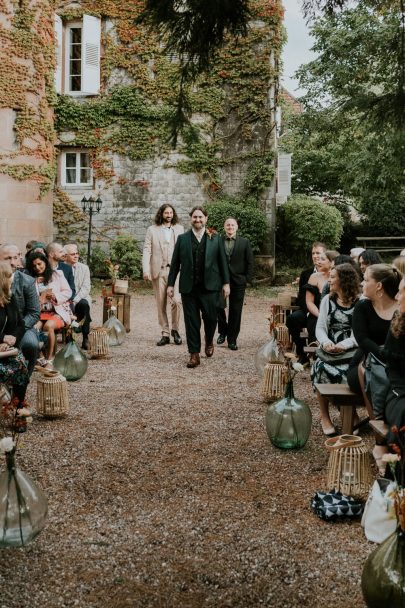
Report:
0,0,56,196
55,0,284,202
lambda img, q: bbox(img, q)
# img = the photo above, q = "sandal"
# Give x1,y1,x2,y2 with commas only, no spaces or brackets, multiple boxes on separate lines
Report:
34,365,59,377
372,445,388,476
321,419,337,437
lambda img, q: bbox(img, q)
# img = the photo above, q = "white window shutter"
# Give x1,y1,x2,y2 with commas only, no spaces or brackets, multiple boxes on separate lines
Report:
277,153,292,202
81,15,101,95
54,14,63,94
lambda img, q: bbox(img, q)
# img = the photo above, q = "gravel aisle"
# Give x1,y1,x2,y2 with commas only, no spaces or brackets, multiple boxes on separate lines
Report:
0,292,374,607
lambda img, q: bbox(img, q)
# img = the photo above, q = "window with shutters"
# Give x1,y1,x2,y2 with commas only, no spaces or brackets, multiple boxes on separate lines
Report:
61,150,93,187
55,15,101,96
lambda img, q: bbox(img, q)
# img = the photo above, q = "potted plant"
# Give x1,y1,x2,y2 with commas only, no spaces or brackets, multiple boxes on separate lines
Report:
105,259,128,294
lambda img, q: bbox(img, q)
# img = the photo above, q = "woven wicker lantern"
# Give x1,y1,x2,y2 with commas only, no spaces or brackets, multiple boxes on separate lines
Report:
88,327,110,359
36,373,69,418
325,435,372,497
262,363,288,402
275,324,290,349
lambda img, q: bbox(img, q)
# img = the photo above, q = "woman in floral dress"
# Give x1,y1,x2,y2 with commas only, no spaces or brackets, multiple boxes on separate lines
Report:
311,263,361,436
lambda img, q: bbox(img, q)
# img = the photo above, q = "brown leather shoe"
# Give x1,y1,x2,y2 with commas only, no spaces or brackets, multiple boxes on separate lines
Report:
187,353,200,368
205,342,214,358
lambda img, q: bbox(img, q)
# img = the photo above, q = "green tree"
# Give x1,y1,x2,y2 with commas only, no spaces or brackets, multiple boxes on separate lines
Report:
277,195,344,264
110,234,142,280
206,195,268,253
282,0,405,233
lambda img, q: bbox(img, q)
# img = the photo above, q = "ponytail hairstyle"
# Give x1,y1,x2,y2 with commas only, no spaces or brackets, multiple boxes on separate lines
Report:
367,264,402,300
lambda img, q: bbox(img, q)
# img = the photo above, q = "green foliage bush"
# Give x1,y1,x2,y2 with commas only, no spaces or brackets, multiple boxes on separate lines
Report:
206,195,269,253
110,233,142,280
277,194,344,264
79,245,108,278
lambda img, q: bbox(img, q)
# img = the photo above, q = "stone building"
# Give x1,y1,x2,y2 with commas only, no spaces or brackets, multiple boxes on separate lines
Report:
1,0,284,254
0,0,55,248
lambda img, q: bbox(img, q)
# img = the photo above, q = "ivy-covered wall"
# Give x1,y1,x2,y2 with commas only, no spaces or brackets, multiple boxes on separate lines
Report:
55,0,284,251
0,0,56,247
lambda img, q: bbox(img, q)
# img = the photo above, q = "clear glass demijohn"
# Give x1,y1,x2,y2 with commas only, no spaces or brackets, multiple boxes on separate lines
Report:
0,451,48,547
53,340,88,381
255,329,284,376
103,309,126,346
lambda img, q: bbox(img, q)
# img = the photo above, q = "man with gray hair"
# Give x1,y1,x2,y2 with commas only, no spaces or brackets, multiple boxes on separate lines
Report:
0,244,40,375
64,243,92,350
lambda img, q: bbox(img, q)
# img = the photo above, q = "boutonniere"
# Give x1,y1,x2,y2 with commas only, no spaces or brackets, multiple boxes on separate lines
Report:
206,227,217,240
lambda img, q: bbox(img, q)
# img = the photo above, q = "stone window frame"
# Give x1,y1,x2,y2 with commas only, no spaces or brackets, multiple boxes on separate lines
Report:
60,149,93,188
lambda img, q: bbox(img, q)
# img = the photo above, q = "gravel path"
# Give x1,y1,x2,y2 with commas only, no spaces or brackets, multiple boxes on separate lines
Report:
0,291,376,607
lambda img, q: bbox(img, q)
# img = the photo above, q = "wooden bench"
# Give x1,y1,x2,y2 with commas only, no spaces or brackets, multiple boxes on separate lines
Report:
369,419,389,439
356,236,405,256
314,383,369,434
304,346,317,359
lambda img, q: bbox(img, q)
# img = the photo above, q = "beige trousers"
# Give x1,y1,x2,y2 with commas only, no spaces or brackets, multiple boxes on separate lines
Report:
152,268,181,336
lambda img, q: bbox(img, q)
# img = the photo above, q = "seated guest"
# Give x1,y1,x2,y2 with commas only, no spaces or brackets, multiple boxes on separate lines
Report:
393,255,405,277
30,242,47,256
358,249,383,276
46,242,76,301
347,264,401,415
0,261,29,407
286,241,326,364
64,244,92,350
304,251,333,343
350,247,365,263
321,254,362,299
26,253,72,364
384,277,405,449
311,264,361,436
0,244,40,376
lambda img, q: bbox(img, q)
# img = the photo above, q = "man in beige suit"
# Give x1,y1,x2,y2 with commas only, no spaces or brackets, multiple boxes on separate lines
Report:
64,243,92,350
142,204,184,345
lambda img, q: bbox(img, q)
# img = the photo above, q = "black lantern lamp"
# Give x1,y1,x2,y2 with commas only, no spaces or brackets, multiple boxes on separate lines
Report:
81,195,102,264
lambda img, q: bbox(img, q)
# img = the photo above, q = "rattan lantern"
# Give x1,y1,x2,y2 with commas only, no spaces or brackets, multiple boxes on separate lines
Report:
275,324,290,349
36,373,69,418
88,327,110,359
325,435,372,497
262,363,288,402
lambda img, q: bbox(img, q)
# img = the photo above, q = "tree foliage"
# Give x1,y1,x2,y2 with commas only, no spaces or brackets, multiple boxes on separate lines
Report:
282,0,405,234
277,195,344,264
138,0,251,143
206,194,269,253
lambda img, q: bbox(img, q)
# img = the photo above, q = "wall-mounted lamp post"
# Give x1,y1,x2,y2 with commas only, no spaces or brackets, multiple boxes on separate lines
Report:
81,195,102,264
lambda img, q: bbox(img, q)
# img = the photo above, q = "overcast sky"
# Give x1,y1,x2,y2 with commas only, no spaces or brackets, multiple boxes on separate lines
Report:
281,0,315,97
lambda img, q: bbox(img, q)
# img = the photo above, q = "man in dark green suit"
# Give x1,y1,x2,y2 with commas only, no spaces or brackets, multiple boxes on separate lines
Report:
167,206,230,368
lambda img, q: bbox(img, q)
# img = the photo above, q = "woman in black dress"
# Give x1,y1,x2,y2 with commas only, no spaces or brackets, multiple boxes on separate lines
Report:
384,277,405,443
0,262,29,406
358,249,382,277
347,264,401,413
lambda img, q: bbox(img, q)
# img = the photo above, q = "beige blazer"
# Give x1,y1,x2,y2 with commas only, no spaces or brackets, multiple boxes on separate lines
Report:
142,224,184,280
72,261,91,306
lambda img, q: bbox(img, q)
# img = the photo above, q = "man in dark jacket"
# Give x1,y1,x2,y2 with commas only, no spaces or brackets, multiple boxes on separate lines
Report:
286,241,326,364
167,206,230,368
0,244,40,375
216,217,254,351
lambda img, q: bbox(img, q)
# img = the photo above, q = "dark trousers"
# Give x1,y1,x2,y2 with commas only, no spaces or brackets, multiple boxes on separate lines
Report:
217,284,246,343
286,309,307,357
20,328,40,377
74,299,91,336
182,288,218,353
